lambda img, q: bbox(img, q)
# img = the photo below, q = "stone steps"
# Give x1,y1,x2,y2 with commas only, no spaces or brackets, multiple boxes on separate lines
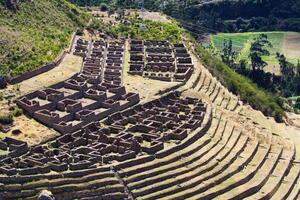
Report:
195,145,282,199
271,163,300,200
0,166,127,200
208,82,217,97
286,168,300,200
1,176,124,200
157,142,267,200
211,84,221,103
192,68,241,113
214,89,225,106
3,171,115,192
227,96,239,111
52,185,126,200
197,72,207,92
132,132,245,198
244,159,292,200
198,73,210,93
204,78,213,95
134,132,255,199
126,121,235,191
243,142,295,200
77,192,127,200
117,110,220,179
191,70,202,89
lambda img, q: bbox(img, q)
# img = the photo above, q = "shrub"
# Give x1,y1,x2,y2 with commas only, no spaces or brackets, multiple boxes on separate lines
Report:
11,106,23,117
0,76,7,89
100,3,108,12
0,114,13,125
294,98,300,109
76,28,84,36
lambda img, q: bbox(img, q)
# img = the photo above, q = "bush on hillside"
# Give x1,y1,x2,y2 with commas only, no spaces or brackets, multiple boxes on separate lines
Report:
100,3,108,11
0,76,7,89
10,106,23,117
0,114,13,125
110,14,182,43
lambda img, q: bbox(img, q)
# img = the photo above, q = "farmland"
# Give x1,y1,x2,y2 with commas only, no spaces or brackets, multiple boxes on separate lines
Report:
209,32,300,74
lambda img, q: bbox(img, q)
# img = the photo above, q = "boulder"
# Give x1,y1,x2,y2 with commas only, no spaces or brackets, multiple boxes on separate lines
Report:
37,190,55,200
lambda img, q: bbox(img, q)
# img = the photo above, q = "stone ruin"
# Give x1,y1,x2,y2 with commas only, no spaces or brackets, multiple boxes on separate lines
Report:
128,40,194,82
17,39,138,136
73,38,89,58
128,40,144,76
9,37,206,177
104,41,125,86
1,91,206,177
1,37,298,200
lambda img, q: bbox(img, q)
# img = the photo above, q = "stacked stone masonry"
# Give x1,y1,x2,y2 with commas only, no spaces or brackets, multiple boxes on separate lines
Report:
1,37,299,200
73,38,89,58
8,38,205,179
128,40,194,82
3,91,206,176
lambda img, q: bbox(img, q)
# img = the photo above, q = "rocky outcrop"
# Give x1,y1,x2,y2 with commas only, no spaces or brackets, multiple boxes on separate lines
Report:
37,190,55,200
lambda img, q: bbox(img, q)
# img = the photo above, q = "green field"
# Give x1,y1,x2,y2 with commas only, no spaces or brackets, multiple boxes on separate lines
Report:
209,32,300,73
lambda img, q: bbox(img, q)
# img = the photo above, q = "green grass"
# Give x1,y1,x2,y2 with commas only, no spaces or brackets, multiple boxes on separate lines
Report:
288,96,300,101
0,0,90,77
109,14,182,43
209,32,300,67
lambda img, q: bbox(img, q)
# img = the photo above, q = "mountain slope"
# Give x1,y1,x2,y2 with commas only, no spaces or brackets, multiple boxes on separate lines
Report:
0,0,90,77
68,0,300,32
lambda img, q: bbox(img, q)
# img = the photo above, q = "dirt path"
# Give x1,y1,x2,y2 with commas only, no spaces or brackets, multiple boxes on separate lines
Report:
0,53,83,145
282,32,300,59
142,11,172,23
7,54,82,96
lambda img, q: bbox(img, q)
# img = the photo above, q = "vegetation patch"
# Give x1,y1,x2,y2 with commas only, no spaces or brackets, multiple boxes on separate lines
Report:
0,0,90,78
193,38,285,122
90,13,182,43
0,113,13,125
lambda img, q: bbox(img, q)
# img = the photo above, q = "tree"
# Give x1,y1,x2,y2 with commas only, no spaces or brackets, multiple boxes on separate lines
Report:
238,59,249,75
0,76,7,89
249,34,272,71
295,98,300,110
276,53,295,80
296,60,300,76
100,3,108,11
220,39,236,67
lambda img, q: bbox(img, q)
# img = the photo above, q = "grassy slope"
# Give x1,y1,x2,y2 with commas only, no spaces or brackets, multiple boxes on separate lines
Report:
210,32,300,67
106,14,182,43
0,0,90,77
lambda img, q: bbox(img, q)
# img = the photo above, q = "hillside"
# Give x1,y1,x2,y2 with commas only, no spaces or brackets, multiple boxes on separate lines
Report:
0,4,300,199
0,0,90,77
0,11,299,199
185,0,300,32
67,0,300,33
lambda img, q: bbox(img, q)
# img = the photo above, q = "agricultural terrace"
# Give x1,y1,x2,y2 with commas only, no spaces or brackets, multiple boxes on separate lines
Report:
209,32,300,74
